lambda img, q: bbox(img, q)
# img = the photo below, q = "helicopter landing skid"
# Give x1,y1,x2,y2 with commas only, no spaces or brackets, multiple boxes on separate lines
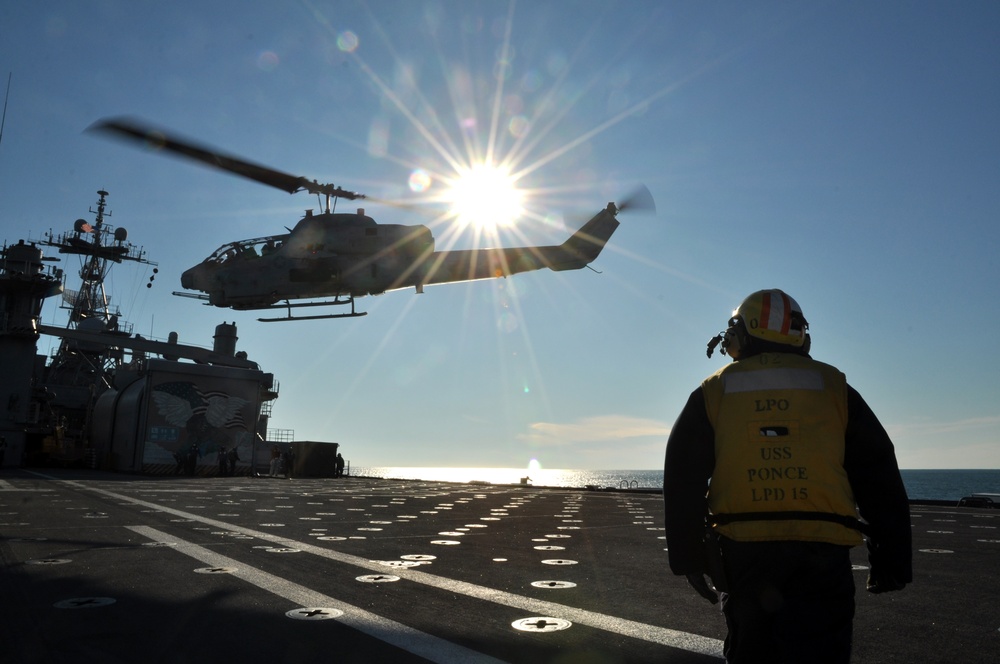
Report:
256,298,367,323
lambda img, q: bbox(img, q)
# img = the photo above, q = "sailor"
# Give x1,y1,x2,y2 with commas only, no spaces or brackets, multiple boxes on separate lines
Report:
663,289,912,663
185,443,200,476
269,445,281,477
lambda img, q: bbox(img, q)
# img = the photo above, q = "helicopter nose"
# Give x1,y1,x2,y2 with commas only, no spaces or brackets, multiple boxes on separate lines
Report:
180,267,195,289
181,264,207,290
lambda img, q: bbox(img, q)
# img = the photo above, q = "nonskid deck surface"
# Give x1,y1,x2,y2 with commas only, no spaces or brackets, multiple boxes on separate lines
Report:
0,470,996,663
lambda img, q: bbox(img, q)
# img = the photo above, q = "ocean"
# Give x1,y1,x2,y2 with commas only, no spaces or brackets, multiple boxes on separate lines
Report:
351,466,1000,502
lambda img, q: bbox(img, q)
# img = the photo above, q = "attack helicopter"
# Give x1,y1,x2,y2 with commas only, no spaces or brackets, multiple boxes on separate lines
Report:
90,117,654,322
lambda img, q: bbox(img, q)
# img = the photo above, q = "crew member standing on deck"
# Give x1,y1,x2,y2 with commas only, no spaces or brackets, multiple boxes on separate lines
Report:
663,289,912,664
269,445,281,477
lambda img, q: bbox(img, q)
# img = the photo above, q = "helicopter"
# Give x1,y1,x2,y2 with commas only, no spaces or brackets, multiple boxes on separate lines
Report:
90,117,654,322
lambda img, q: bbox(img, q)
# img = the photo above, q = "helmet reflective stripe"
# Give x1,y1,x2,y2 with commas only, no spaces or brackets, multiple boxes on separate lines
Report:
761,290,797,337
733,289,807,347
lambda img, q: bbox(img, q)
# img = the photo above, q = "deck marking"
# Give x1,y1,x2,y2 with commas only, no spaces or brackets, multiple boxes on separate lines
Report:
127,525,504,664
0,479,54,492
53,597,116,609
59,477,724,659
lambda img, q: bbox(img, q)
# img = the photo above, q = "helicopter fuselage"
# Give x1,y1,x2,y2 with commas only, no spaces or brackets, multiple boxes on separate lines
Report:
179,203,622,311
181,209,436,308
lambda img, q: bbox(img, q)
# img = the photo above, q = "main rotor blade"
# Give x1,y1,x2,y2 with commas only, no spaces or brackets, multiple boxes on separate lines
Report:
88,116,362,200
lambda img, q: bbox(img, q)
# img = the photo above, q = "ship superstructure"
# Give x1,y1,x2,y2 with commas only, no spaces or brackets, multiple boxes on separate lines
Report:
1,190,279,472
33,190,157,457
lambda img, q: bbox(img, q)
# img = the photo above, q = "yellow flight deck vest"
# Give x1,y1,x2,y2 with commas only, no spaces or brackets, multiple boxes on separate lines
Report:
702,353,863,546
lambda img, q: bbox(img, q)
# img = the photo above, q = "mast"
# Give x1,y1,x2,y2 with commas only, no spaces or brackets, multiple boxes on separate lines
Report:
41,190,157,385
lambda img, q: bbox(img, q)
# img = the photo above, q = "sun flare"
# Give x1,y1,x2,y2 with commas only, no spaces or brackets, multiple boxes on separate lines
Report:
446,163,525,230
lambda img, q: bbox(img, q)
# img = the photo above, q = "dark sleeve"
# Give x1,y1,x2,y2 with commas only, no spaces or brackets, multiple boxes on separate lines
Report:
843,385,913,583
663,388,716,576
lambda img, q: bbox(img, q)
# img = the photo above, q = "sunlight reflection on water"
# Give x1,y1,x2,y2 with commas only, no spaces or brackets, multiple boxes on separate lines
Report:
348,468,1000,499
351,467,663,489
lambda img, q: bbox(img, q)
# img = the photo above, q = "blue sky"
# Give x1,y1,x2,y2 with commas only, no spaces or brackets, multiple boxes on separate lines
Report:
2,1,998,469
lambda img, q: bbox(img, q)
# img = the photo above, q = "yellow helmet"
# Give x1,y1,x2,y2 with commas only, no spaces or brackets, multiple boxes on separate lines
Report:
733,289,809,347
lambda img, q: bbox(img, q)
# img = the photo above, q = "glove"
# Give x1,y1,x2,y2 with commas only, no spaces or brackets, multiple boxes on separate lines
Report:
686,573,719,605
866,539,907,594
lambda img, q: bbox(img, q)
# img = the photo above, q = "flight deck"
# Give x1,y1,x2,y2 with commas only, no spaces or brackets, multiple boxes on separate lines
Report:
1,469,996,663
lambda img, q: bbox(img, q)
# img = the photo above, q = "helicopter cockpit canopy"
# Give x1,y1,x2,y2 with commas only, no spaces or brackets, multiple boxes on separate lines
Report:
206,235,288,264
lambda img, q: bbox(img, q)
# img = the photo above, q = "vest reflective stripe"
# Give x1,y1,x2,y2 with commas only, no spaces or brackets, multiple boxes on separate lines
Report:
702,353,862,546
724,368,825,393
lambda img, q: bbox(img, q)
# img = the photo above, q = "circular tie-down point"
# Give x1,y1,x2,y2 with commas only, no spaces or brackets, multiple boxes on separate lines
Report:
286,607,344,621
142,541,177,547
357,574,401,583
195,566,237,574
534,545,565,551
400,554,437,562
264,547,301,553
316,536,347,541
376,560,422,568
512,616,572,633
431,540,462,546
54,597,116,609
531,580,577,589
919,548,954,554
26,558,72,565
541,559,578,566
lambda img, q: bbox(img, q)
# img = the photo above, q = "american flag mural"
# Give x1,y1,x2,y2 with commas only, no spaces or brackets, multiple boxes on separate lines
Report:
151,381,250,430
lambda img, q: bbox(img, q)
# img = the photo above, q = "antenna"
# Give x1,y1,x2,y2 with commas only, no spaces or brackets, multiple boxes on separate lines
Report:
0,73,10,150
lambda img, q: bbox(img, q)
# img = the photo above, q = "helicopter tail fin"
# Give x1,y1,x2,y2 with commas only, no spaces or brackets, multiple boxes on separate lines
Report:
547,203,620,271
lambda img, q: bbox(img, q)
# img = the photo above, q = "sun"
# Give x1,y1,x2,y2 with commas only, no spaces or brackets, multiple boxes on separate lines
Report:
446,162,525,230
